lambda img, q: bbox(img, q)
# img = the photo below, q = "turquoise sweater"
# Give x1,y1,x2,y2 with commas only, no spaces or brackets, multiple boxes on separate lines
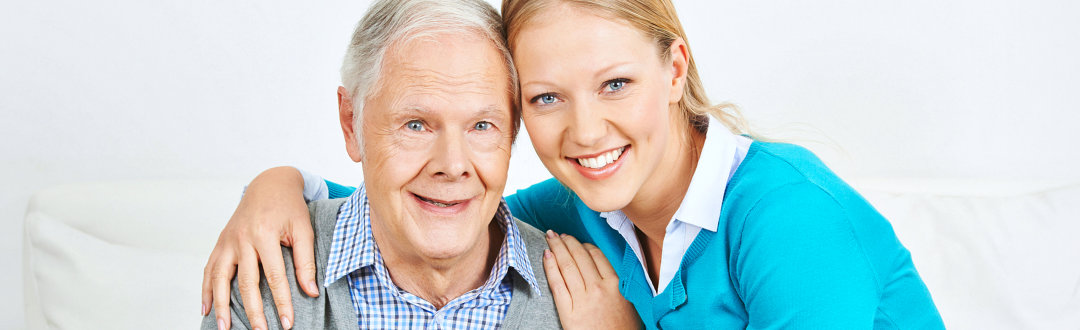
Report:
328,141,944,328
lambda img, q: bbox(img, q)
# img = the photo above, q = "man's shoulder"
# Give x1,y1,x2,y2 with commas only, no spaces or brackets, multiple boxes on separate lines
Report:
503,217,561,329
307,198,348,240
510,217,549,287
308,198,347,219
200,246,338,329
514,217,549,254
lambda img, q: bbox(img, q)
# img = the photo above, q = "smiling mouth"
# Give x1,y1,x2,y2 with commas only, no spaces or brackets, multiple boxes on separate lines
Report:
572,146,628,169
413,193,466,208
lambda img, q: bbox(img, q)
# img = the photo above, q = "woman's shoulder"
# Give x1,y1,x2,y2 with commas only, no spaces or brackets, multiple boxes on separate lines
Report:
723,140,903,271
727,141,843,202
507,178,578,208
738,141,833,181
724,140,882,229
505,178,588,234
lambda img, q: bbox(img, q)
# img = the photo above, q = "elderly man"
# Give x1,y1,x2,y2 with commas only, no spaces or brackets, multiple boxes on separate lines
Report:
200,0,559,328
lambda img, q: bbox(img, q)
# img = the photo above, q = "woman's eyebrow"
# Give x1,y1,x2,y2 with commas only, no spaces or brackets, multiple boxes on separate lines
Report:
593,62,635,80
521,62,636,90
520,80,557,91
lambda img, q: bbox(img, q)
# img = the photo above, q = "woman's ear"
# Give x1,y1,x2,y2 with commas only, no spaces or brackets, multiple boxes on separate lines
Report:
667,37,689,103
338,86,363,163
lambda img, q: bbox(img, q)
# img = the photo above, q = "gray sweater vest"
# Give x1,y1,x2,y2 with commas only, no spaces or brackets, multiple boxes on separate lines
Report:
202,198,561,329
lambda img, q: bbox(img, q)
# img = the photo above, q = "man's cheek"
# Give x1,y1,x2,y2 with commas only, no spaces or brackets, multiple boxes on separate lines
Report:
477,157,510,190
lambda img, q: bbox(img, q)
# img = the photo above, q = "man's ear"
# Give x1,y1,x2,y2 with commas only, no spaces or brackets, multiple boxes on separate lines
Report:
338,86,363,163
667,37,690,104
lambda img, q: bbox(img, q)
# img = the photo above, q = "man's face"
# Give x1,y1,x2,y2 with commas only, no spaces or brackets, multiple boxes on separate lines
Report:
353,33,514,264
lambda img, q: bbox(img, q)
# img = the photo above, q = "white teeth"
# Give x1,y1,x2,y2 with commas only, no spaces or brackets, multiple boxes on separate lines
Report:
575,147,625,169
418,195,458,207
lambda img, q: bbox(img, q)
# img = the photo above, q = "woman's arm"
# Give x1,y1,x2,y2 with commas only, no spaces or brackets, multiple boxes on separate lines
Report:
736,182,882,327
506,178,587,235
201,166,328,330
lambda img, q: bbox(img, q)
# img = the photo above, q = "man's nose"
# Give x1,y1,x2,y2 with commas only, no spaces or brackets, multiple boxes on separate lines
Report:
568,101,607,147
429,131,471,181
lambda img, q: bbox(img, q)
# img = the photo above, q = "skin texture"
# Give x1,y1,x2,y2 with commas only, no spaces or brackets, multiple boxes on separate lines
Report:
347,33,514,308
201,3,697,329
514,3,700,288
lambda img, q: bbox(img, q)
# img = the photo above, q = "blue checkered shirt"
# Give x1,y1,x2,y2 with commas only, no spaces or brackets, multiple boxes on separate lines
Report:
323,185,541,329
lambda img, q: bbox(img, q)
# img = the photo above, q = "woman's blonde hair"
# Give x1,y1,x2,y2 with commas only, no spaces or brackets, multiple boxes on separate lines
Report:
502,0,750,135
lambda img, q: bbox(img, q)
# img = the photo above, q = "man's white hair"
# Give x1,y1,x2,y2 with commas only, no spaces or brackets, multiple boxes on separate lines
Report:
341,0,519,154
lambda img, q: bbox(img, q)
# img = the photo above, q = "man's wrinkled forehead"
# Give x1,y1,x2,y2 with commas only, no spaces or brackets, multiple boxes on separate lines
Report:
374,34,513,117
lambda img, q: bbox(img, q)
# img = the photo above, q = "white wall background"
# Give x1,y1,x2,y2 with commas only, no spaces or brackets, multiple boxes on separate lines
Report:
2,0,1077,328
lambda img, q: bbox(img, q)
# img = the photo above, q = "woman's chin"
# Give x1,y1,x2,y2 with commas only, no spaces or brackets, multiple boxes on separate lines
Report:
554,167,637,213
575,190,633,213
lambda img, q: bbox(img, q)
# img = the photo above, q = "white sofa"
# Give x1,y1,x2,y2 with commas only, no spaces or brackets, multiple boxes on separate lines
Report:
22,178,1080,329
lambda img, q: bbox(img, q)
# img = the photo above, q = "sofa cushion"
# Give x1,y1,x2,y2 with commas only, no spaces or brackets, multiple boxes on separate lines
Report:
23,180,242,329
856,179,1080,329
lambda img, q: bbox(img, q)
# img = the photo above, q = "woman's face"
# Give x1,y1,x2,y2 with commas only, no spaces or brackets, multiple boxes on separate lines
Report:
513,3,688,212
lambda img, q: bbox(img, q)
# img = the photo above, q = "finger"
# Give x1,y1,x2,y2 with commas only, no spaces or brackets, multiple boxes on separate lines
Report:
210,257,236,330
237,252,269,330
559,233,602,284
545,230,585,296
542,248,574,314
202,258,213,316
584,243,617,280
257,241,294,329
289,218,320,298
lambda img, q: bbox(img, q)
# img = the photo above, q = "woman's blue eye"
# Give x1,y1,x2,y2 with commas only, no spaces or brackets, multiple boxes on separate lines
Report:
406,120,424,131
606,79,627,92
537,94,557,105
474,121,492,131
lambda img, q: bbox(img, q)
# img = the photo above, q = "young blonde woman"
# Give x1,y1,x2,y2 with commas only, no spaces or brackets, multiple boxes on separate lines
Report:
202,0,944,328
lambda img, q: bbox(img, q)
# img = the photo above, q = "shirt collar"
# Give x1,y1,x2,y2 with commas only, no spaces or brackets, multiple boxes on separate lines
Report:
600,116,738,233
322,185,376,287
322,185,541,294
672,116,738,232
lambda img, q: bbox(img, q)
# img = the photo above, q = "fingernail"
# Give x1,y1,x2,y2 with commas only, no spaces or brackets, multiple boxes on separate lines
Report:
217,318,225,330
546,230,555,238
544,249,552,258
201,303,206,316
560,233,568,238
307,280,318,293
282,316,292,329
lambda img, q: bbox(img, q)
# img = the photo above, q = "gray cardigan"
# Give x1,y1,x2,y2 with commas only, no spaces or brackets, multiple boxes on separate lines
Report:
202,198,561,329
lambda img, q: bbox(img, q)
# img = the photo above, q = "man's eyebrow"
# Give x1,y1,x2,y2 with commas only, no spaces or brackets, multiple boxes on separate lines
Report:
398,105,432,114
395,105,508,119
475,105,509,119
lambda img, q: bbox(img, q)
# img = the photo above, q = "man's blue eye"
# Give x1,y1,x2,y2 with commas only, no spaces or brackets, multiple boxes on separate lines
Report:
538,94,556,105
406,120,424,131
474,121,492,131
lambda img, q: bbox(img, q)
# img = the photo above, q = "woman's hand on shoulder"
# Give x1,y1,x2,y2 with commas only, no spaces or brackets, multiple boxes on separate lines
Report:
543,231,642,329
201,166,317,330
